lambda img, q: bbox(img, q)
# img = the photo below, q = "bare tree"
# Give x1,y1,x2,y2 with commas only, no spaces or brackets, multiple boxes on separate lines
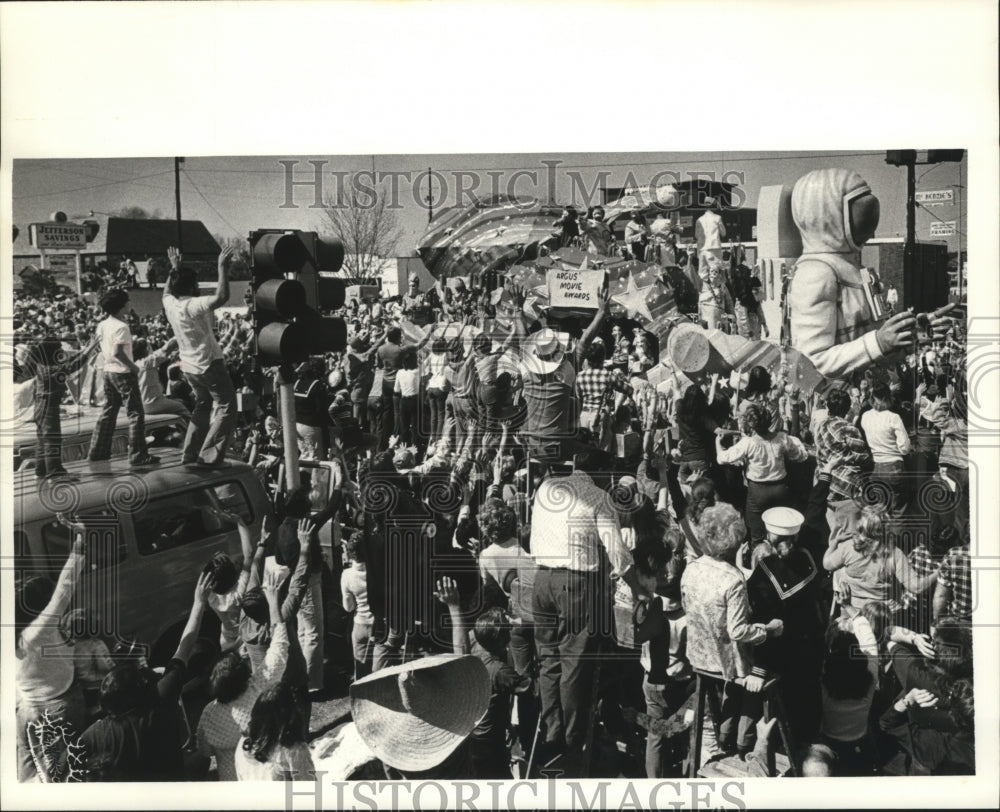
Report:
214,234,252,281
319,175,401,282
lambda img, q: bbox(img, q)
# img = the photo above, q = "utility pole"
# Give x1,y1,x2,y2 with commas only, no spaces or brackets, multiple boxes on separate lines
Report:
174,157,184,251
426,167,433,223
905,158,916,297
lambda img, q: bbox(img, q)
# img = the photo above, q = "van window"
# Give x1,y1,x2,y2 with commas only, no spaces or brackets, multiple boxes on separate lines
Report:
135,481,253,556
41,510,125,572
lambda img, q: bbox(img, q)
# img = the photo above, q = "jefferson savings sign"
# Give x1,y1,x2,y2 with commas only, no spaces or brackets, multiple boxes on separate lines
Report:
29,222,88,249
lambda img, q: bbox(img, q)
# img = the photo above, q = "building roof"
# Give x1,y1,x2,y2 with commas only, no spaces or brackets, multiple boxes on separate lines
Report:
13,215,220,258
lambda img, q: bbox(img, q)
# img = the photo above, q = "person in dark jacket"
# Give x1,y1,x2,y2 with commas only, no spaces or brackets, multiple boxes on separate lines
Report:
879,679,974,775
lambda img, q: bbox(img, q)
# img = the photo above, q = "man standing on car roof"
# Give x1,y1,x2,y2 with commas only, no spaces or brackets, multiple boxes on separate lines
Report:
88,288,160,467
162,246,237,468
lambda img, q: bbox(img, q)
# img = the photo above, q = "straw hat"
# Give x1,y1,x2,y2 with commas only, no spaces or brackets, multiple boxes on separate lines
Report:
522,328,565,375
350,654,490,772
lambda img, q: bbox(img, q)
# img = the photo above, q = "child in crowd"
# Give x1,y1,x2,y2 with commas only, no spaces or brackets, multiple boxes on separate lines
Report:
60,609,114,723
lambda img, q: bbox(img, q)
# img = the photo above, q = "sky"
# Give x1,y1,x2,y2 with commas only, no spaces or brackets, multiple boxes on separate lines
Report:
12,150,968,257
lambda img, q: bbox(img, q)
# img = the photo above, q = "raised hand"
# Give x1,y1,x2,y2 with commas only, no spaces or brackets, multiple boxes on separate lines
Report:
434,576,460,608
218,247,236,272
297,518,316,544
167,246,182,269
193,570,212,605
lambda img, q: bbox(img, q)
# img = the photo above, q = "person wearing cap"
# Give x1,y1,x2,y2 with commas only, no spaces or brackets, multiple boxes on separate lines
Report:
744,505,826,743
695,197,726,271
350,653,491,778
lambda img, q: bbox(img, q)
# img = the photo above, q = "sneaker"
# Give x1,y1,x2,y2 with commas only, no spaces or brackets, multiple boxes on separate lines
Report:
131,454,161,467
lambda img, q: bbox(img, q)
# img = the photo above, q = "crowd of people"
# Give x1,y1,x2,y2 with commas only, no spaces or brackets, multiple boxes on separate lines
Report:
13,223,974,783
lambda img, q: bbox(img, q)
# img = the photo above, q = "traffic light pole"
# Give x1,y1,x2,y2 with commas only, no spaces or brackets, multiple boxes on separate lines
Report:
277,367,301,492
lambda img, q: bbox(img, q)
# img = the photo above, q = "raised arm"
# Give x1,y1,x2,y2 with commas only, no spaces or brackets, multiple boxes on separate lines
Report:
434,576,469,655
280,520,315,621
20,515,87,651
172,571,210,665
165,246,182,300
209,247,234,310
576,283,610,364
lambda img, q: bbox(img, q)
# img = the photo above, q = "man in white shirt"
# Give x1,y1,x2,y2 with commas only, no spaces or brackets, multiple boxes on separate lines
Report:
695,197,727,271
163,246,237,467
529,457,643,775
860,383,911,511
88,288,159,466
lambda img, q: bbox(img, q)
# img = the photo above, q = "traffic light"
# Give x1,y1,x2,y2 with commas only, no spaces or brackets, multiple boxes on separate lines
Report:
249,229,347,364
927,149,965,163
885,150,917,167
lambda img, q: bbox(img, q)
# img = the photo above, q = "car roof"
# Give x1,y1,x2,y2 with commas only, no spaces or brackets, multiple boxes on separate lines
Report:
13,448,256,522
14,411,185,447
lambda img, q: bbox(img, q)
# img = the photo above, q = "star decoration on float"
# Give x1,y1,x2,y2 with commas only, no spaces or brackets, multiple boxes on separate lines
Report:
611,264,671,323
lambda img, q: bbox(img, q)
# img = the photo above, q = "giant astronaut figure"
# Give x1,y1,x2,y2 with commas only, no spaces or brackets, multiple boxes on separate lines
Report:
789,168,926,381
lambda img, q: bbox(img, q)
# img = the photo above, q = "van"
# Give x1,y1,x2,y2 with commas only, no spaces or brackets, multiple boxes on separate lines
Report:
13,411,186,472
13,448,269,665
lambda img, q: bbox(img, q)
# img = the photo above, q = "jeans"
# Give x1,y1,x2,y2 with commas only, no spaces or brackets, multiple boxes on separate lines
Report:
745,479,790,545
427,388,448,442
181,359,236,465
298,572,325,691
872,459,908,513
372,626,406,672
351,621,373,681
643,676,685,778
143,395,191,419
510,623,539,760
532,567,609,773
89,371,148,462
16,684,87,782
33,398,65,477
397,395,419,446
376,380,396,452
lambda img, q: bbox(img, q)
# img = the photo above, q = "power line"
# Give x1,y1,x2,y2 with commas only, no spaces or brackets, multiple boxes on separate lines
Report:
14,170,175,200
916,201,967,239
181,169,242,237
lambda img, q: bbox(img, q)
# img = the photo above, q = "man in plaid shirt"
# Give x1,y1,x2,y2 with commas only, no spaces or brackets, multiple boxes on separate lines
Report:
814,388,871,503
576,342,632,412
934,544,972,621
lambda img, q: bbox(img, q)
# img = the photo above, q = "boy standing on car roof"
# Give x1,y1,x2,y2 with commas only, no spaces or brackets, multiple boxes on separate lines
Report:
88,288,161,467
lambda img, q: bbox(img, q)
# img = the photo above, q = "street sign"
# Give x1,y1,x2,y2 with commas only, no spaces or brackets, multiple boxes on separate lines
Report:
929,221,956,237
29,222,88,249
915,189,954,207
47,254,77,274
